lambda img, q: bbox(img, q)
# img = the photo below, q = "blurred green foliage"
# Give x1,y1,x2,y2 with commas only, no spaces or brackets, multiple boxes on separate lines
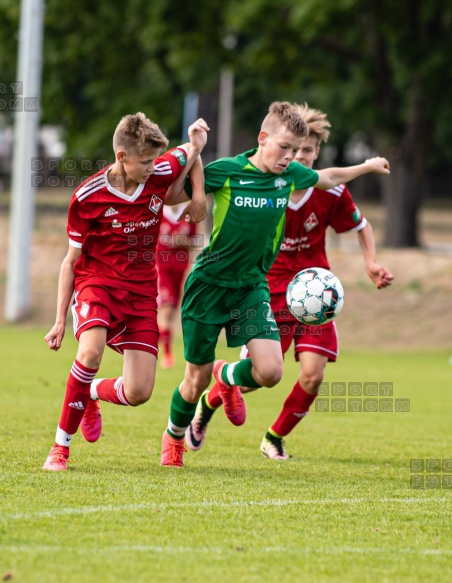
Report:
1,0,451,245
0,0,450,161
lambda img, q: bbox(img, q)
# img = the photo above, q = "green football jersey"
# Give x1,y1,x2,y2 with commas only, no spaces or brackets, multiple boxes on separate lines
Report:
191,148,319,287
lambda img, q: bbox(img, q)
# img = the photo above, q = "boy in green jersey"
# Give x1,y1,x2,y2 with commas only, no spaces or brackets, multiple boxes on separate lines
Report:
161,101,390,467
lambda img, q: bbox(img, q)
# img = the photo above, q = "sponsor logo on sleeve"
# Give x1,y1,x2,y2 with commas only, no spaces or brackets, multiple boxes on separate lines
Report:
352,207,362,223
171,149,187,165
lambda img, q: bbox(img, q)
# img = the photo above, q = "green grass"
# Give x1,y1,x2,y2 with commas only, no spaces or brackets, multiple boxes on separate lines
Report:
1,326,451,582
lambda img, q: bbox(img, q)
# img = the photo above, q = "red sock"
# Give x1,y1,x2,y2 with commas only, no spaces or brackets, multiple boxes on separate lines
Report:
206,381,223,409
96,377,131,406
160,329,172,356
58,360,98,434
271,381,318,437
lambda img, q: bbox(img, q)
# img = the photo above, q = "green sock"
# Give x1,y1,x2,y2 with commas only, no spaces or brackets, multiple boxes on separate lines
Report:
222,359,261,389
167,387,197,439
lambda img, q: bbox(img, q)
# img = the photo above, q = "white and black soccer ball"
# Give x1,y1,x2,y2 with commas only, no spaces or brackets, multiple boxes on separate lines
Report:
286,267,344,326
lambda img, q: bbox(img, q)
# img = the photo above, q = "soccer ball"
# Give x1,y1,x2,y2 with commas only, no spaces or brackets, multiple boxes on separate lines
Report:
286,267,344,326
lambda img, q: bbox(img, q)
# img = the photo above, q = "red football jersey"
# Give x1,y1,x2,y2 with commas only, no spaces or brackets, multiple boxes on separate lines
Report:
156,205,198,271
67,146,189,296
267,184,366,314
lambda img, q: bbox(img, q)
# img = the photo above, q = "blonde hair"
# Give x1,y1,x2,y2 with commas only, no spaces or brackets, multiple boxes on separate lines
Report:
295,103,331,145
261,101,308,138
112,112,169,155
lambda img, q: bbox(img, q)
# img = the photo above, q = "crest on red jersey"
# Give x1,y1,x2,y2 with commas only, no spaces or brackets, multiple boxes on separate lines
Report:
149,195,163,214
304,212,318,232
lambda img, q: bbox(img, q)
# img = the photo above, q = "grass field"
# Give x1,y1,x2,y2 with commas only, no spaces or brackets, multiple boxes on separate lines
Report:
1,326,451,582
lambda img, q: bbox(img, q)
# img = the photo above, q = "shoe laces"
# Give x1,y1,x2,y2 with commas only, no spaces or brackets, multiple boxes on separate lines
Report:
169,439,187,464
83,400,100,426
49,446,70,464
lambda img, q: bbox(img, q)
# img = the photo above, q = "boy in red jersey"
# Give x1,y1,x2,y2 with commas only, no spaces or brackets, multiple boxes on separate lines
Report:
185,104,393,459
42,112,209,471
156,203,199,369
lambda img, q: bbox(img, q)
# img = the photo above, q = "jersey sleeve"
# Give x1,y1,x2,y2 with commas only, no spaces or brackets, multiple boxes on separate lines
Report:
204,158,237,193
329,185,367,233
185,157,234,198
291,162,319,190
67,195,92,248
156,146,189,187
168,145,205,199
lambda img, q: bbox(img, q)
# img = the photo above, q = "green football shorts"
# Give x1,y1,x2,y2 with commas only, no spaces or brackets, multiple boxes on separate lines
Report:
181,273,280,365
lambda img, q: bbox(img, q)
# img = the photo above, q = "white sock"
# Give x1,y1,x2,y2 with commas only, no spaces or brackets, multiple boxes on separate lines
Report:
90,378,104,400
55,425,73,447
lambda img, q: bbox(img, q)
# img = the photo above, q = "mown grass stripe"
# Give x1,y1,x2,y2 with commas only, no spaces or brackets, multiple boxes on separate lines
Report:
1,544,451,556
3,496,447,521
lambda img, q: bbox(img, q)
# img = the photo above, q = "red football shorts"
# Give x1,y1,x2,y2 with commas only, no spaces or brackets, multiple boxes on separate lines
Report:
71,285,159,356
277,318,338,362
157,265,187,307
239,318,338,363
265,291,339,362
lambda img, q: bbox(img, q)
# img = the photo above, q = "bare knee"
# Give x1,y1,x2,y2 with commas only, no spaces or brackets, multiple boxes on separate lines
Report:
76,346,104,369
180,367,212,402
253,361,284,388
300,371,324,394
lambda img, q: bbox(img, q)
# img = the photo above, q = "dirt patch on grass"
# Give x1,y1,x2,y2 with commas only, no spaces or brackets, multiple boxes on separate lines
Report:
328,247,452,350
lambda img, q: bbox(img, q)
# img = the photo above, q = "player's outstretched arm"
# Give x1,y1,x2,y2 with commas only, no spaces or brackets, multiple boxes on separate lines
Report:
187,117,210,153
177,157,207,223
316,157,390,191
165,118,210,213
165,157,207,223
44,245,81,351
357,222,394,289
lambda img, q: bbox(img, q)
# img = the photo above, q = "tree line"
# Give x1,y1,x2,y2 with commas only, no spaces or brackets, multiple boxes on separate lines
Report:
1,0,451,246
